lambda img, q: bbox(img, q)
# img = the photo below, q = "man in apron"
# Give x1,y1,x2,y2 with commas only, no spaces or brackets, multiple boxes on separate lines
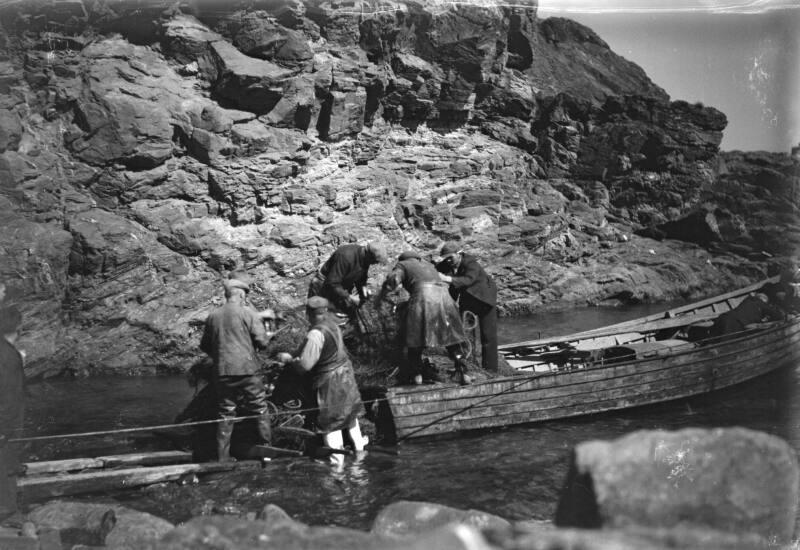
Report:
380,251,471,385
277,297,368,454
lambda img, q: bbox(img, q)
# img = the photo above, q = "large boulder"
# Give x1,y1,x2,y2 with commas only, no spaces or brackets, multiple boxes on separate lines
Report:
27,500,173,549
555,428,800,545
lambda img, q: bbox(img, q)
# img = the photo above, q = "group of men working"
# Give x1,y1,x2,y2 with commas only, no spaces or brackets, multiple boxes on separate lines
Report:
199,241,498,460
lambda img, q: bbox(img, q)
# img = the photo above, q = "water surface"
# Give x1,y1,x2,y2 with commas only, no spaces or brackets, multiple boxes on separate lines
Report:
21,305,798,529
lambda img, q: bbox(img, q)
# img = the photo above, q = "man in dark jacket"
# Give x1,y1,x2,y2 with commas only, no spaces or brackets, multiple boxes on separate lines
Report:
277,297,368,454
308,241,388,317
0,306,24,520
436,242,499,371
200,278,274,461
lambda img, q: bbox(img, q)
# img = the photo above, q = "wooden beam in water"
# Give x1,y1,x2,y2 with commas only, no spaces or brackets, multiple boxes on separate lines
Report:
23,451,194,476
20,461,262,501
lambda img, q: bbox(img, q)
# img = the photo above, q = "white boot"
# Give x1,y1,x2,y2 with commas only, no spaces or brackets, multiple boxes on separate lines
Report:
348,421,369,451
323,430,344,450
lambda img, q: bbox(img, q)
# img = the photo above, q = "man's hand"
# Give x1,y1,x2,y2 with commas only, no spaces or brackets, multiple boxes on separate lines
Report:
258,308,276,320
276,352,293,364
438,272,453,284
359,287,373,300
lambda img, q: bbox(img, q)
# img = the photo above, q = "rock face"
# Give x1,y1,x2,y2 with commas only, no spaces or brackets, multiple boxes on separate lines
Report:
554,427,800,545
0,0,796,377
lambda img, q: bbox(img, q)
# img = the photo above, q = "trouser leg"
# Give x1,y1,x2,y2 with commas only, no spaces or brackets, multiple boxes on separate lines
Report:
0,441,18,520
214,376,240,462
479,306,498,372
446,342,471,385
239,375,272,445
403,347,424,384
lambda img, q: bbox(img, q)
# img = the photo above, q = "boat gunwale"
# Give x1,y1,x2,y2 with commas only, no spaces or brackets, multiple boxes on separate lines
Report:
497,276,780,353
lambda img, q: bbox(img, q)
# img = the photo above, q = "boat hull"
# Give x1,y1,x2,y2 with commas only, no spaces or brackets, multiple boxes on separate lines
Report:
383,316,800,441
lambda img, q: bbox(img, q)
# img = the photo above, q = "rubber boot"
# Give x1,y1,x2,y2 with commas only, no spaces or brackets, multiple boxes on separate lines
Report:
454,355,471,385
216,419,235,462
348,421,369,451
255,412,272,446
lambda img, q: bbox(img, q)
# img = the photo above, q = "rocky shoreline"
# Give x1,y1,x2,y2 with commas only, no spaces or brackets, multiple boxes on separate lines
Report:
0,0,798,380
3,427,797,549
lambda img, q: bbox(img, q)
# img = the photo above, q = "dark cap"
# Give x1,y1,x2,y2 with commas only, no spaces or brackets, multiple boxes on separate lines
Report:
306,296,329,311
398,250,421,261
366,242,388,263
440,241,461,258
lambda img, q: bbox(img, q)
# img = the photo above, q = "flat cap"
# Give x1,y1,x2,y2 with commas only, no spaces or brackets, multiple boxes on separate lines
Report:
366,241,388,263
224,278,250,292
306,296,330,310
440,241,461,257
398,250,421,261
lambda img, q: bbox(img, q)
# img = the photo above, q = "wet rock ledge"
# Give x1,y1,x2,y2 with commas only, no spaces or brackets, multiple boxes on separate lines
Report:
2,427,797,549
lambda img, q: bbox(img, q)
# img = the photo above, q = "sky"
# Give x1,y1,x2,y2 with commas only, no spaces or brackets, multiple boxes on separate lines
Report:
536,0,800,152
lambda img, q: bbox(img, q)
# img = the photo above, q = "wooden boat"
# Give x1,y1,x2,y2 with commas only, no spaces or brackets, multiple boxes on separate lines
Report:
375,277,800,442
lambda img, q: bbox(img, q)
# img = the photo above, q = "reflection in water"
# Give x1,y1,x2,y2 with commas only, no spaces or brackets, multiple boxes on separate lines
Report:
20,306,799,530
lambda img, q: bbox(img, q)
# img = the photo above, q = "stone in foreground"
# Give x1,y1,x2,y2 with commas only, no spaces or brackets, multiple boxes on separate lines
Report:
555,427,799,545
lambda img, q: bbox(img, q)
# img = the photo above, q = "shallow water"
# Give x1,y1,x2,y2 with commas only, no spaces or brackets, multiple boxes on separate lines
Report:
20,305,799,529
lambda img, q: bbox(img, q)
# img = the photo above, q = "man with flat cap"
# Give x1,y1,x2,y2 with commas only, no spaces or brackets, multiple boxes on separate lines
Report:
437,242,499,372
200,277,274,461
380,250,470,385
277,296,368,454
308,241,388,318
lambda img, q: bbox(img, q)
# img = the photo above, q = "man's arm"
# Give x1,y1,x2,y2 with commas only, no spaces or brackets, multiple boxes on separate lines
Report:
248,309,273,349
324,255,356,304
287,330,324,373
449,258,482,289
199,318,213,356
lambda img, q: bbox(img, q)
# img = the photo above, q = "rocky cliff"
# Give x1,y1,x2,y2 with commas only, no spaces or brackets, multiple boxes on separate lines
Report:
0,0,797,378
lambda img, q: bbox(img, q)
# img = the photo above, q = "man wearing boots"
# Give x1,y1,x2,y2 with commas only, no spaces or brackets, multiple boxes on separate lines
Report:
380,250,471,385
277,297,368,455
200,278,274,461
436,242,499,372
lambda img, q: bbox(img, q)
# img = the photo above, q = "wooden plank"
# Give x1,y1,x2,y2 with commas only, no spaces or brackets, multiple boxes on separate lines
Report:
23,451,193,476
20,461,262,501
